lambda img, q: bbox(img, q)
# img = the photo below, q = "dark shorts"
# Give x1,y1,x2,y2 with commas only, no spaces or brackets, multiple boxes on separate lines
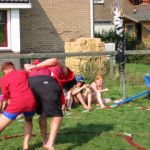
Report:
29,75,63,117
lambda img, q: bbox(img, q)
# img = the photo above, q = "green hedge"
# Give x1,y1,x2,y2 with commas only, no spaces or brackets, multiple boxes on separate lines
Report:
95,29,150,65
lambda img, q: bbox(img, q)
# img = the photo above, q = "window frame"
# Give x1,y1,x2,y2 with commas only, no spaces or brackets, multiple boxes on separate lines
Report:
0,9,11,50
0,10,8,47
94,0,104,4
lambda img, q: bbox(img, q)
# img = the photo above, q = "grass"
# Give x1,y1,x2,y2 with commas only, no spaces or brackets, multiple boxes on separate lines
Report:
0,63,150,150
0,72,3,77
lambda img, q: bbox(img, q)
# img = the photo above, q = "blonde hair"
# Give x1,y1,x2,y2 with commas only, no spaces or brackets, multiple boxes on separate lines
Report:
95,75,103,81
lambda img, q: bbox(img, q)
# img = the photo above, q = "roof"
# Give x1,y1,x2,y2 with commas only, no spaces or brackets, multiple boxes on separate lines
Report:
0,0,29,3
123,1,150,22
94,0,150,23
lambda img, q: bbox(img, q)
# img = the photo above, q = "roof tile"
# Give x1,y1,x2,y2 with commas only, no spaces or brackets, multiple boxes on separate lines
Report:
123,1,150,22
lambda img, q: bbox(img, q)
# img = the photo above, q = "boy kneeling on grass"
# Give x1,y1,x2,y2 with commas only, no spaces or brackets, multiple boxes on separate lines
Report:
0,62,37,150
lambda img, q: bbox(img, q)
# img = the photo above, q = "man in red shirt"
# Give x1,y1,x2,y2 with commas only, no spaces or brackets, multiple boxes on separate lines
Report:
0,62,37,150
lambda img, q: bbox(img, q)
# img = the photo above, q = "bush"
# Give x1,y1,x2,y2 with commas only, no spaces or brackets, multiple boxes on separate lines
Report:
95,29,119,43
95,29,150,65
127,54,150,65
95,29,138,50
79,58,104,83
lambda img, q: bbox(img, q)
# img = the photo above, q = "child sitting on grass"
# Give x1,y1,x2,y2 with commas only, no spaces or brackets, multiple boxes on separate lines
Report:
90,74,112,108
71,75,92,110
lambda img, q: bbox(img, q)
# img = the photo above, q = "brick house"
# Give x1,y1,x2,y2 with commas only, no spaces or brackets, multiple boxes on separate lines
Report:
94,0,150,47
123,0,150,47
0,0,94,53
94,0,114,33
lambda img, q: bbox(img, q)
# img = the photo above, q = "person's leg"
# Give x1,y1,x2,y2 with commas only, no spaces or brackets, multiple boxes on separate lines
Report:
44,117,62,150
23,116,33,150
66,91,73,110
83,88,92,110
39,115,48,146
0,114,12,132
96,92,106,108
0,101,3,113
75,93,90,110
103,98,112,103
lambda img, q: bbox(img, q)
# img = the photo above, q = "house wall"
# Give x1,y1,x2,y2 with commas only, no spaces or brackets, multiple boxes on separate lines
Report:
142,22,150,48
94,0,112,22
20,0,91,53
94,0,113,33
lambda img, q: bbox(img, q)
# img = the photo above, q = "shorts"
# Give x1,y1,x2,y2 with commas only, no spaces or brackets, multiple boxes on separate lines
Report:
29,75,63,117
3,111,35,120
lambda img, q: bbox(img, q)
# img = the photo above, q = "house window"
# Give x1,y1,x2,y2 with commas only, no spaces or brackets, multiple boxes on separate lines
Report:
0,10,7,47
125,23,136,37
94,0,104,4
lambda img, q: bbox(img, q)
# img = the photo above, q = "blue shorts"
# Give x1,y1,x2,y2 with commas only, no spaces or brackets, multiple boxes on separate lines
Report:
3,111,35,120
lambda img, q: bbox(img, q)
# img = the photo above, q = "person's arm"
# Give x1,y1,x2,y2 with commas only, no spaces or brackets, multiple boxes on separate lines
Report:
24,58,61,72
37,58,69,76
90,82,108,93
35,58,60,68
99,88,109,92
72,84,89,95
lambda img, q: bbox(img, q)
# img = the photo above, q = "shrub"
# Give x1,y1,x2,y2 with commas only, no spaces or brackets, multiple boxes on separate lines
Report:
79,58,104,83
95,29,150,65
95,29,138,50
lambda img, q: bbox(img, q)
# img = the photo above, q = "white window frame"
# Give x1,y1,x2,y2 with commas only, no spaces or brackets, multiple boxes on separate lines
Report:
10,9,20,53
0,10,11,51
94,0,104,4
0,3,32,9
0,9,21,53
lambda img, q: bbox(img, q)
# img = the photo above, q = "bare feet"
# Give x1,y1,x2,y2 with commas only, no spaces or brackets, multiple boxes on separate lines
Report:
96,104,106,109
96,103,100,107
43,145,55,150
83,105,92,110
88,105,92,110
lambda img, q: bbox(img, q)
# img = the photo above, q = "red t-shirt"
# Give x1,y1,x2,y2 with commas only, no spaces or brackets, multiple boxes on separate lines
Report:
48,66,75,105
28,67,50,77
0,70,37,113
48,65,75,87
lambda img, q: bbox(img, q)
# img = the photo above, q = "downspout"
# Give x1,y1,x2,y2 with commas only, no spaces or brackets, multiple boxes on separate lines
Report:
90,0,94,38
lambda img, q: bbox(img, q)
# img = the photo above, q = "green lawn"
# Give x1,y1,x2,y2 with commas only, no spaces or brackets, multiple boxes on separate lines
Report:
0,63,150,150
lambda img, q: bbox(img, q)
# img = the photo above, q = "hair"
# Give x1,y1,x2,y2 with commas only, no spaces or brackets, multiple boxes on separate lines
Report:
95,74,103,81
1,62,15,71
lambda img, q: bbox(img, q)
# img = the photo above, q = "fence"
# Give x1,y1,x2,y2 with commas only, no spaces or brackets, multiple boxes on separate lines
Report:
0,50,150,142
